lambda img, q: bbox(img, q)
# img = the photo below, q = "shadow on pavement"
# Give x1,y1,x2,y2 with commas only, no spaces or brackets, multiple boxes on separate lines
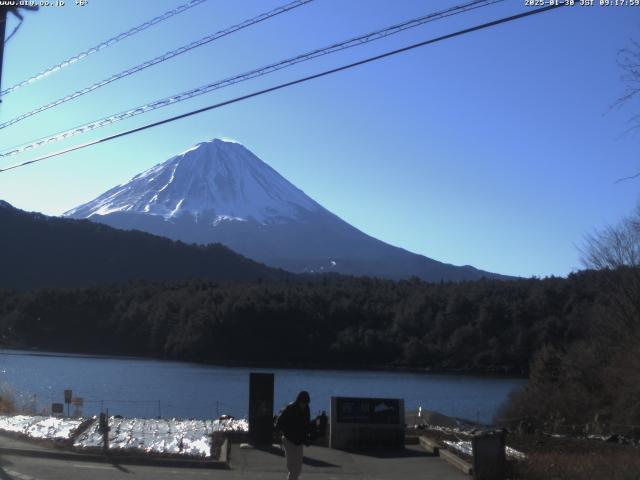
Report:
253,445,284,457
253,445,340,468
338,447,431,459
302,456,340,468
107,458,132,473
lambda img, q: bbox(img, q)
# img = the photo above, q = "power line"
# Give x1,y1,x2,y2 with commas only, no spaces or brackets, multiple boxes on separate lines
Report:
0,3,566,174
0,0,503,158
0,0,209,97
4,14,22,44
0,0,313,129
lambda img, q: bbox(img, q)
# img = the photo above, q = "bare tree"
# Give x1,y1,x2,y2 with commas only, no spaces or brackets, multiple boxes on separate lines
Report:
582,205,640,340
613,39,640,113
611,39,640,182
582,205,640,269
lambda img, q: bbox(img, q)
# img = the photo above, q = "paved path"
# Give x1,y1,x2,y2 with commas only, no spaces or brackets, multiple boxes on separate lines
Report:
0,437,467,480
229,443,468,479
0,454,219,480
0,436,54,454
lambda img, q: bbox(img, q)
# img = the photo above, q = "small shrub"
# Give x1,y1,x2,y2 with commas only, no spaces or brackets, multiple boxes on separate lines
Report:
513,451,640,480
0,384,16,414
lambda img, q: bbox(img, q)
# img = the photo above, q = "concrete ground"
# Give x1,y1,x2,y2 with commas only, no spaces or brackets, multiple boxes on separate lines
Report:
0,435,468,480
229,443,468,479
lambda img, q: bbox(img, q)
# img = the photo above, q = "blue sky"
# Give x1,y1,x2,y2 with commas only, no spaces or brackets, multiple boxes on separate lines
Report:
0,0,638,278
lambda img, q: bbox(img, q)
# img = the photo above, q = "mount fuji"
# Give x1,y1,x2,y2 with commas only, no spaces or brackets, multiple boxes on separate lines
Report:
65,139,504,281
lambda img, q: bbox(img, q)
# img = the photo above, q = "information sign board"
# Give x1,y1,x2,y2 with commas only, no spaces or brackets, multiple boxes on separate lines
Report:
335,397,401,425
330,396,405,450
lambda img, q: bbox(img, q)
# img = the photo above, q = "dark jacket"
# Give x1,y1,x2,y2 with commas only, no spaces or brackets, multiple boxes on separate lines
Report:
276,402,311,446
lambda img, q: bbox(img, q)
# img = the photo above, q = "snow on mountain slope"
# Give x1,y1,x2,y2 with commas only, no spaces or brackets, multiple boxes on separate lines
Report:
65,138,509,282
65,139,321,224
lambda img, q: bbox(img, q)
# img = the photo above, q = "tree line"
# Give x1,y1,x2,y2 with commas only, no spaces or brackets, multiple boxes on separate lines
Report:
0,271,607,374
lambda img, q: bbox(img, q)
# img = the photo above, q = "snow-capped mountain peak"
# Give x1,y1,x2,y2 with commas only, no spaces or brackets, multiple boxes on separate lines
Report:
64,138,507,282
64,139,321,224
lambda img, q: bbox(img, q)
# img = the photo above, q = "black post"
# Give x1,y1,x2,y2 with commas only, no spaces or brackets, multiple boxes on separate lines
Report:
0,8,7,100
99,412,110,453
248,372,274,445
472,430,506,480
64,389,72,417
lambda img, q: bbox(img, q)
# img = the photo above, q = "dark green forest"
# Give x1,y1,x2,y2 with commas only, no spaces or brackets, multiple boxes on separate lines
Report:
0,271,604,373
0,201,287,289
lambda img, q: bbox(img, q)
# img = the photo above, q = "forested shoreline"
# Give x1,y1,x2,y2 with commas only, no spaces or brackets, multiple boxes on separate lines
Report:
0,271,606,374
1,266,638,435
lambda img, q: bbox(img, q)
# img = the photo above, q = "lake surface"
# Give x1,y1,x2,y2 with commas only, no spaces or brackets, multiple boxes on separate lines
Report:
0,349,526,424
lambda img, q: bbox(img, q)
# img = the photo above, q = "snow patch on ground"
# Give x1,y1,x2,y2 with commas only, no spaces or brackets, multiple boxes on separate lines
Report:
443,440,526,461
74,417,248,458
0,415,83,441
0,414,248,458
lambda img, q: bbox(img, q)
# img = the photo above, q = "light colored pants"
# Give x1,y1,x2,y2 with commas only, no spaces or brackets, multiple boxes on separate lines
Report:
282,435,303,480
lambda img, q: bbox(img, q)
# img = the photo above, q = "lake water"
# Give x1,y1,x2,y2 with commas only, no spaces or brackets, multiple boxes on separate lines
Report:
0,349,526,424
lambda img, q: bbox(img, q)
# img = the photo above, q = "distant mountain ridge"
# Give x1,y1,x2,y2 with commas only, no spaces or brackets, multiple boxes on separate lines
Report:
0,200,287,289
65,139,508,282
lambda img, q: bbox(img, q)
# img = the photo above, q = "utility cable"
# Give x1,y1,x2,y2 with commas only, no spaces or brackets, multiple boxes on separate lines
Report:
4,16,22,44
0,0,209,97
0,0,312,128
0,3,566,174
0,0,503,157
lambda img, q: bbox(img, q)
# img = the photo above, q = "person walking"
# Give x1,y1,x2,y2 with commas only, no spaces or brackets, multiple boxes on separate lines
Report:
275,391,312,480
